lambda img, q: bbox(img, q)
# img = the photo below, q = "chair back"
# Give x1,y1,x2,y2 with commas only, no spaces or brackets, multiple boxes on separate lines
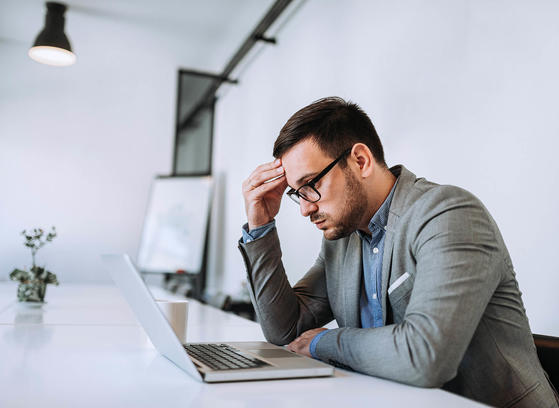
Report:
533,334,559,400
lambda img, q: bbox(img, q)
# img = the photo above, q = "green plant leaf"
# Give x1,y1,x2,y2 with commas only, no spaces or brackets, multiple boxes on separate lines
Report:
10,269,30,283
45,271,59,285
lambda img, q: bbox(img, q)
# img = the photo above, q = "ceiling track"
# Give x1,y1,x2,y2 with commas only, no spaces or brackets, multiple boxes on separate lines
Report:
177,0,294,132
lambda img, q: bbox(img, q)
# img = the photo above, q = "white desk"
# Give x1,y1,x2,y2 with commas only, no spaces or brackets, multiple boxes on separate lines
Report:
0,283,484,407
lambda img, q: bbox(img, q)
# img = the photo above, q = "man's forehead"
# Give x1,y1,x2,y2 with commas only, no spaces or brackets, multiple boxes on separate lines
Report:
281,141,330,187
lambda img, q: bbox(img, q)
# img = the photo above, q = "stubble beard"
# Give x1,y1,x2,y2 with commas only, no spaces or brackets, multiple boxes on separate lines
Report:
322,169,367,241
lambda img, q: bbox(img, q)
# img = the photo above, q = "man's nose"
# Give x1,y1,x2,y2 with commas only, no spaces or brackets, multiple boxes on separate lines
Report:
300,199,318,217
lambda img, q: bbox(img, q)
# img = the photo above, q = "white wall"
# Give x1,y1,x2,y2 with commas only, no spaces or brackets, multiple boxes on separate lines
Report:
0,30,174,282
2,0,557,335
211,0,559,335
0,0,269,282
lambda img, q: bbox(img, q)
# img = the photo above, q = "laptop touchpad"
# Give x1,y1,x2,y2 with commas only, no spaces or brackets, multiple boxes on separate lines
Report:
248,349,302,358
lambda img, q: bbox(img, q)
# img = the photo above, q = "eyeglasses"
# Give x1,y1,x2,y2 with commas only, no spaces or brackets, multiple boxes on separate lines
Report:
286,148,352,204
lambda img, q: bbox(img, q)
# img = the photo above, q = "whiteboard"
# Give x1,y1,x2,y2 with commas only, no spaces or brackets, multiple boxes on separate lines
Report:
137,176,212,274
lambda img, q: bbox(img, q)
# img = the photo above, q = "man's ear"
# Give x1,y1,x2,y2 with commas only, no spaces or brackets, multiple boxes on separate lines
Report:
350,143,374,178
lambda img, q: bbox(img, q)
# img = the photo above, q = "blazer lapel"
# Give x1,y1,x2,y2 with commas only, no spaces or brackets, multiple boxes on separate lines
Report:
381,218,396,324
338,165,419,328
380,165,416,324
342,232,362,328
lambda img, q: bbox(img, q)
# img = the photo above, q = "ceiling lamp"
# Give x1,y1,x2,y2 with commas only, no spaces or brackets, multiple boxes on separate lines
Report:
29,2,76,66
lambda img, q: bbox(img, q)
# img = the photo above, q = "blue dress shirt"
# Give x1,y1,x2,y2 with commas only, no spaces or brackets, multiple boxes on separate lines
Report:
356,181,397,329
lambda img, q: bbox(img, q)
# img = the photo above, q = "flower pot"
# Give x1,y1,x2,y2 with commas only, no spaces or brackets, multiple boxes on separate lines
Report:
17,280,47,303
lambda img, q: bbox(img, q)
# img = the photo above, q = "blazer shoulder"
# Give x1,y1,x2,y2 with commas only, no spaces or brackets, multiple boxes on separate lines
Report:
395,167,480,210
414,184,485,214
403,183,496,243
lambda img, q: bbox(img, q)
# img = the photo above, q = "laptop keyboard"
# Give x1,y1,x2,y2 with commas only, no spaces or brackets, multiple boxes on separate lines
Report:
184,343,271,371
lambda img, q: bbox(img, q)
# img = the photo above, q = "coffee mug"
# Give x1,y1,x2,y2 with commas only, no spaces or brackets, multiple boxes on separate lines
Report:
155,299,188,343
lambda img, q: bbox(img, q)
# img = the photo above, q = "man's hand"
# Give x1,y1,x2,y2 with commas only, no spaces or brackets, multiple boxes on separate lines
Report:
242,159,288,230
286,328,328,358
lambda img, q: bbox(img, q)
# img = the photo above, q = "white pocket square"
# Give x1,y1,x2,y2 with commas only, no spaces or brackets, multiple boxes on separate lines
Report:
388,272,410,295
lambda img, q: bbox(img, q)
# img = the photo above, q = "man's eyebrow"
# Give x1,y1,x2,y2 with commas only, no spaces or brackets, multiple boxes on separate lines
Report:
295,172,318,187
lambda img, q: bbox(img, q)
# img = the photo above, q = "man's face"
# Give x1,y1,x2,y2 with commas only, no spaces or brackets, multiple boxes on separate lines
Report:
281,140,368,240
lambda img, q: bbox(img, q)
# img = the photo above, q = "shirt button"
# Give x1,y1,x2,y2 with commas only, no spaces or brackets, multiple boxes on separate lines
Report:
373,247,379,254
372,293,377,300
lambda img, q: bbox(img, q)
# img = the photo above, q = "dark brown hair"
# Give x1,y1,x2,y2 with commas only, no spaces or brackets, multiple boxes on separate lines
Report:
273,97,386,167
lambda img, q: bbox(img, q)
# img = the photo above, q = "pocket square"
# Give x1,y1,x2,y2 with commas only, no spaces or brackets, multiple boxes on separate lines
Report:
388,272,410,295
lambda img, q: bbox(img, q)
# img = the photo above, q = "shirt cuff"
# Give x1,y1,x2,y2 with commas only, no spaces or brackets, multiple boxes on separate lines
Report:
241,220,276,243
309,330,329,359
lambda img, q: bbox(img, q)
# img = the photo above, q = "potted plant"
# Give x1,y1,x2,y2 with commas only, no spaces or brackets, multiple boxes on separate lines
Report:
9,227,59,303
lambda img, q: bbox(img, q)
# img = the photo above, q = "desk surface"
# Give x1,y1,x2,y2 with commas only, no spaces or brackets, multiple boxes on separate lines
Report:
0,283,484,407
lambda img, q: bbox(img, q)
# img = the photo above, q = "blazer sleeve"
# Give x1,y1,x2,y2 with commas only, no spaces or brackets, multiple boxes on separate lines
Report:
238,226,334,345
314,186,504,387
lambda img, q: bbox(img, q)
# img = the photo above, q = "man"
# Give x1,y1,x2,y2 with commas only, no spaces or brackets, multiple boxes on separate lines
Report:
238,97,558,407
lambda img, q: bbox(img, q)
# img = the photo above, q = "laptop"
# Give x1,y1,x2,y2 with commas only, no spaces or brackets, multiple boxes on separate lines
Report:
101,254,334,382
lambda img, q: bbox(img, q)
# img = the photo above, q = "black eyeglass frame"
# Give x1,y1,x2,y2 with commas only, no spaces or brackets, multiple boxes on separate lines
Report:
286,147,352,204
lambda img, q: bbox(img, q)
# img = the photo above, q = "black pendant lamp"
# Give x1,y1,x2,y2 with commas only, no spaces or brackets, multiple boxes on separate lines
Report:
29,2,76,66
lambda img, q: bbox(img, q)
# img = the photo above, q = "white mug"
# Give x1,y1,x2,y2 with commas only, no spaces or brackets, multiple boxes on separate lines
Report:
155,299,188,343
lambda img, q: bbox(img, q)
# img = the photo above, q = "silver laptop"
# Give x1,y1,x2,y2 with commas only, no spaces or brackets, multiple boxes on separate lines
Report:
101,254,334,382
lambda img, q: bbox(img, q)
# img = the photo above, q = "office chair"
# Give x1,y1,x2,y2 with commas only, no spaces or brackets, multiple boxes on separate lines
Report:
533,334,559,394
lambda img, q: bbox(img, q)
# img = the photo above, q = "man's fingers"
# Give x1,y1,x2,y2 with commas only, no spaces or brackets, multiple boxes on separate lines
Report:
245,166,285,192
287,340,299,353
286,329,325,356
242,158,284,197
253,159,281,174
245,173,286,197
287,338,308,356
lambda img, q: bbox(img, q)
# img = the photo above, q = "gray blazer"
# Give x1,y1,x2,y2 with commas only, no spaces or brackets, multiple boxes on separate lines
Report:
238,165,558,407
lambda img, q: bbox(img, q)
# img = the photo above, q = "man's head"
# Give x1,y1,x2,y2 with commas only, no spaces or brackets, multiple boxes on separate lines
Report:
274,97,392,240
273,97,386,168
